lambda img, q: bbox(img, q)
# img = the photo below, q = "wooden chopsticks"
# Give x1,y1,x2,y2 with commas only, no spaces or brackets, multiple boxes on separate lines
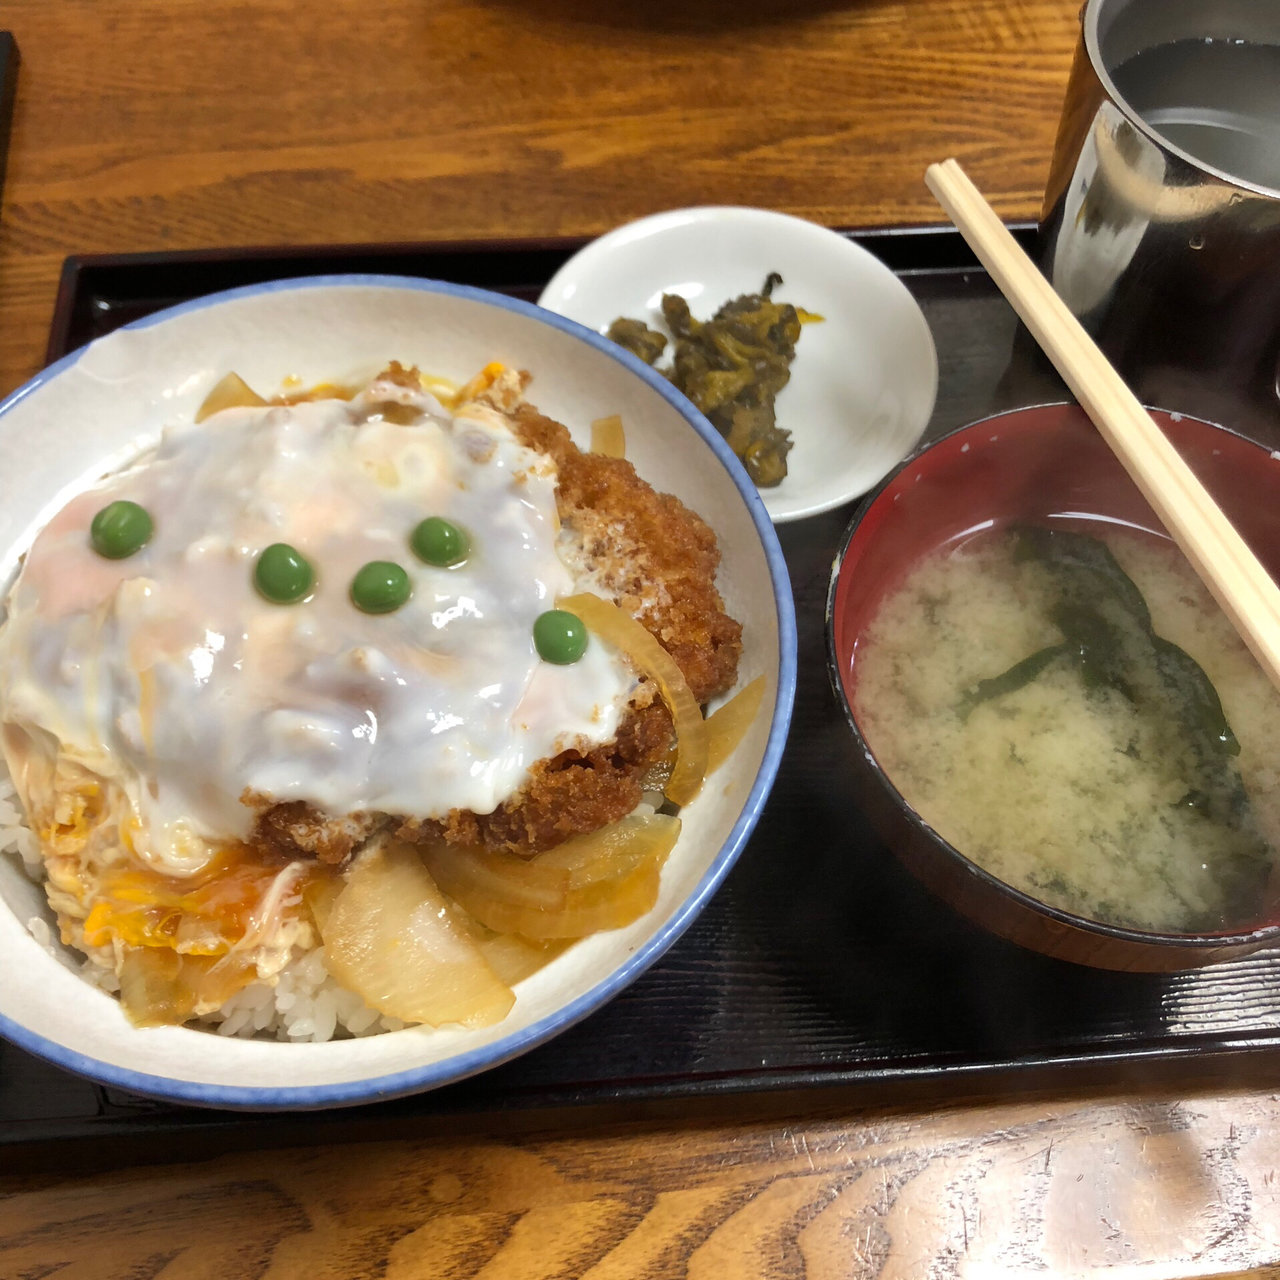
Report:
925,157,1280,693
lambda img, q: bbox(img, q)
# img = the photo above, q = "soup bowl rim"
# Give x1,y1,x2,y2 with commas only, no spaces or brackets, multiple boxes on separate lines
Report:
825,399,1280,954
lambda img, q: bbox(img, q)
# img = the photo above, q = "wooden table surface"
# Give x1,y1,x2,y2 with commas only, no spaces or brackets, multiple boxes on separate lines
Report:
3,2,1280,1277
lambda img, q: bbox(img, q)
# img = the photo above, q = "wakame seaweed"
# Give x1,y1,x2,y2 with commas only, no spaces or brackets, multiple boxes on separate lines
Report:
959,642,1067,716
1007,526,1239,760
962,526,1270,925
606,274,815,488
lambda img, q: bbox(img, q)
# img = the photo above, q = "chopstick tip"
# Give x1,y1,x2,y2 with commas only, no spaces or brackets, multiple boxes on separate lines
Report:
924,158,963,193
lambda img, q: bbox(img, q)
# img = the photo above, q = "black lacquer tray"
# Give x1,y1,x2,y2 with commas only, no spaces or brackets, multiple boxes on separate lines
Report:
8,224,1280,1172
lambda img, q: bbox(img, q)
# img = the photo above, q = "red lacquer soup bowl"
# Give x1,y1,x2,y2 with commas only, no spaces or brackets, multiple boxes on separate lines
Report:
827,402,1280,972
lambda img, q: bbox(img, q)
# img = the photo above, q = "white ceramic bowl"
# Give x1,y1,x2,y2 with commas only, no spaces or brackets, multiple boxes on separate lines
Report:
538,206,940,523
0,276,797,1109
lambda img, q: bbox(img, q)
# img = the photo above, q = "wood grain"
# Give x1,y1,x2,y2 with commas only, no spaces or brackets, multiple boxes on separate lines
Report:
4,1086,1280,1278
0,0,1078,397
11,2,1280,1277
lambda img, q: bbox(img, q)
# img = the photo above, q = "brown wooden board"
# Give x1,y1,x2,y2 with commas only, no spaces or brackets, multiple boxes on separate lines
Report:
6,224,1280,1171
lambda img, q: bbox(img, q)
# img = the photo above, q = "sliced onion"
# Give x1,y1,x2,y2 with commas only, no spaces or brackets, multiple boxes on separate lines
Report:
472,930,569,986
322,841,514,1028
427,813,680,940
118,949,191,1026
117,950,254,1026
537,812,680,889
304,872,343,933
558,592,708,805
590,414,626,458
194,372,266,423
420,843,569,913
704,675,766,775
540,862,664,938
184,952,258,1013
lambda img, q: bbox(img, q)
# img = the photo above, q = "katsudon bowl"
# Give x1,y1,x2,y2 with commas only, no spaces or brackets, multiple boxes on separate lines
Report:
828,403,1280,973
0,276,797,1108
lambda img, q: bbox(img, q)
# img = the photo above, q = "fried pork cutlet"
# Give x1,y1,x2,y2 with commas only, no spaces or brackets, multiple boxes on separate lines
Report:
248,385,743,863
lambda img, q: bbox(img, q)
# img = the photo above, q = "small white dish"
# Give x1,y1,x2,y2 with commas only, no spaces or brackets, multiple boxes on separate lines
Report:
539,206,940,523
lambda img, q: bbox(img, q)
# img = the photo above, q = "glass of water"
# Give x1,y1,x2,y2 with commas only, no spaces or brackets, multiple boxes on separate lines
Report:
1039,0,1280,433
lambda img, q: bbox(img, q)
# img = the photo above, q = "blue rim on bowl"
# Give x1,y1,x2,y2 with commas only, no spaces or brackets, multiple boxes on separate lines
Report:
0,275,798,1108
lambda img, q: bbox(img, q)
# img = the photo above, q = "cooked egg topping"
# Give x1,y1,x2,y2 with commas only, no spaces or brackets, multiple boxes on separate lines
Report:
0,375,634,878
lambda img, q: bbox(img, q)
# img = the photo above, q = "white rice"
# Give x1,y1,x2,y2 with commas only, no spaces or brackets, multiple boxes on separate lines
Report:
0,768,402,1042
0,773,42,878
199,945,404,1041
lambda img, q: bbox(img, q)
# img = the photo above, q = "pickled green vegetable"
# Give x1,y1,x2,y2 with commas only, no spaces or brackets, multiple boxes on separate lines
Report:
608,273,815,489
606,318,667,367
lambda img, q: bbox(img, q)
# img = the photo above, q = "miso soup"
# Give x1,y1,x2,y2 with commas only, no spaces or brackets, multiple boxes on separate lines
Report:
853,524,1280,934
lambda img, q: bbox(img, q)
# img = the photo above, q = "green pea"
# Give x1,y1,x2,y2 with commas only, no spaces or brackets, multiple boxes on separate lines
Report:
255,543,314,604
351,560,411,614
90,500,153,559
533,609,588,665
411,516,469,567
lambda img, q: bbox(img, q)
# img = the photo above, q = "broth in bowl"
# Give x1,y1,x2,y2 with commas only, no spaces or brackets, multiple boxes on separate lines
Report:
829,402,1280,970
853,521,1280,935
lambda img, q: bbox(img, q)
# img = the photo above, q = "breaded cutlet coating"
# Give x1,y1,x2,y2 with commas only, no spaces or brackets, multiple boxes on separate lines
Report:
246,387,743,862
397,699,674,857
512,404,742,706
399,406,743,856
